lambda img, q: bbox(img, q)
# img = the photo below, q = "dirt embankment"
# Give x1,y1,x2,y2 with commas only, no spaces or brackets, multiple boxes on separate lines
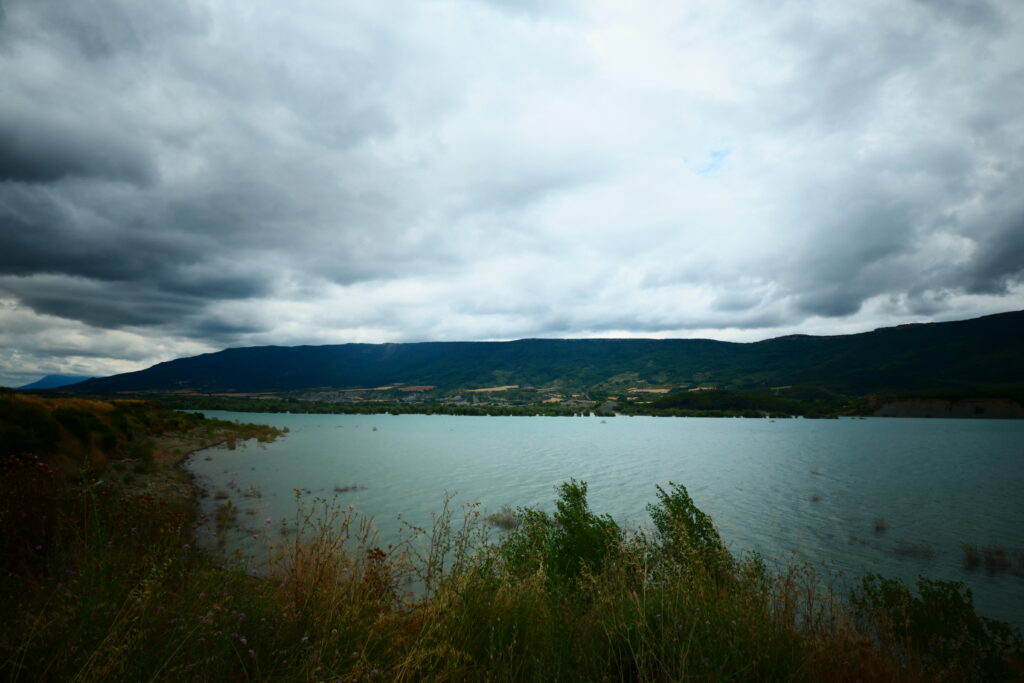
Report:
874,398,1024,418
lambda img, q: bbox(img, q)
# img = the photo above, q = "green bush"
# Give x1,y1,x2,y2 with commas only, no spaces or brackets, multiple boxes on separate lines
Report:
550,479,620,582
646,481,731,575
851,574,1023,680
501,479,620,585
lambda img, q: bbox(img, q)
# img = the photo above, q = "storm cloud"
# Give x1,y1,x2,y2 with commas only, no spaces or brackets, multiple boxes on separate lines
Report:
1,0,1022,384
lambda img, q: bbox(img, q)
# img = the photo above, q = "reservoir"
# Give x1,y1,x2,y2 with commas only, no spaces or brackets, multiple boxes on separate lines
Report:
187,412,1024,627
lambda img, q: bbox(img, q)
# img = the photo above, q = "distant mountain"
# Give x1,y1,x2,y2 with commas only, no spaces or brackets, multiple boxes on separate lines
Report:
68,311,1024,397
17,374,96,390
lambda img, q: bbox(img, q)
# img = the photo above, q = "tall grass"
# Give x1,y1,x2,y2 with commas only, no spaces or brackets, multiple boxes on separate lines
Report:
2,461,1021,681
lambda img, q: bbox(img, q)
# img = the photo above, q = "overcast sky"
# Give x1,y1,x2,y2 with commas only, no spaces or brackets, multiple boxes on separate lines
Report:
1,0,1023,385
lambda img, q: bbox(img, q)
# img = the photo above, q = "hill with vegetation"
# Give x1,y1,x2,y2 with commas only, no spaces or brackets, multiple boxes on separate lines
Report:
63,311,1024,403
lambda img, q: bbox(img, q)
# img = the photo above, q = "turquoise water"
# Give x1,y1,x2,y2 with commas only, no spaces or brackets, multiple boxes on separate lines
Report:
187,412,1024,626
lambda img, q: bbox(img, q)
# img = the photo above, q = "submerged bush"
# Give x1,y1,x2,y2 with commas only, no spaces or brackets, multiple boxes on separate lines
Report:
851,574,1024,680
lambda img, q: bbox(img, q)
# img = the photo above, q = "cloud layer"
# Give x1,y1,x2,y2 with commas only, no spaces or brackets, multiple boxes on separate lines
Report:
2,0,1023,384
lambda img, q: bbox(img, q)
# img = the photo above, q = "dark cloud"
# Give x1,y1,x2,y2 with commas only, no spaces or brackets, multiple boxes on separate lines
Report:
0,111,155,183
0,276,204,328
0,185,271,298
0,0,1022,384
964,214,1024,294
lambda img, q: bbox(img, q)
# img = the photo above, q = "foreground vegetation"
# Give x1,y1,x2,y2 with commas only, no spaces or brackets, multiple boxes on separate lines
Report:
2,394,1021,681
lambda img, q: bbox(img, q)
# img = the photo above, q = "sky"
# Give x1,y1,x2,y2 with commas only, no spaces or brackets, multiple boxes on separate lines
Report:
1,0,1023,386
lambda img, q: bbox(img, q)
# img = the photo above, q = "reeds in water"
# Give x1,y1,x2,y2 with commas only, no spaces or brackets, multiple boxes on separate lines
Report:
963,544,1024,575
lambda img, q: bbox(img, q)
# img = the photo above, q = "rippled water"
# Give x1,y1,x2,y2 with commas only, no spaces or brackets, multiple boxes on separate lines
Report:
187,412,1024,626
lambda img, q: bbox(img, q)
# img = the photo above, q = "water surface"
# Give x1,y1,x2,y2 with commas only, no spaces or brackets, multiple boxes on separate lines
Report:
187,413,1024,626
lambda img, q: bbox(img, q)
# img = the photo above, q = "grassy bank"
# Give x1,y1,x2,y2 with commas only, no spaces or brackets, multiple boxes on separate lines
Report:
0,390,283,510
2,395,1021,681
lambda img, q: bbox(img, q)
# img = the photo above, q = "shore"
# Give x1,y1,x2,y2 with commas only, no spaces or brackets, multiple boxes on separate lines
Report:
112,426,266,512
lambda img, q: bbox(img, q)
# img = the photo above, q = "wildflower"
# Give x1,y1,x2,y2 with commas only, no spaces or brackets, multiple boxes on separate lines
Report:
265,518,272,524
248,649,255,657
35,545,42,551
240,636,248,645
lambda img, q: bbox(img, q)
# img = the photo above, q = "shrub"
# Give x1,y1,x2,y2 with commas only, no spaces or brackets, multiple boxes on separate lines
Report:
646,481,731,575
501,479,620,585
0,398,60,458
549,479,620,582
850,574,1023,680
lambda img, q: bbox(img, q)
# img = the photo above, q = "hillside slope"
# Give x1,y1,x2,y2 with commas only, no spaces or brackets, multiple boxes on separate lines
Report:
17,374,94,390
66,310,1024,396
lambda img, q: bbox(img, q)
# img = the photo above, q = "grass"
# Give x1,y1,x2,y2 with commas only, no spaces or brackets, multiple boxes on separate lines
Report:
3,464,1022,681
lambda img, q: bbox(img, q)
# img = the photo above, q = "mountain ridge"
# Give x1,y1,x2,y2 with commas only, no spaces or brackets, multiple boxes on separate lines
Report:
64,310,1024,397
16,374,95,390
